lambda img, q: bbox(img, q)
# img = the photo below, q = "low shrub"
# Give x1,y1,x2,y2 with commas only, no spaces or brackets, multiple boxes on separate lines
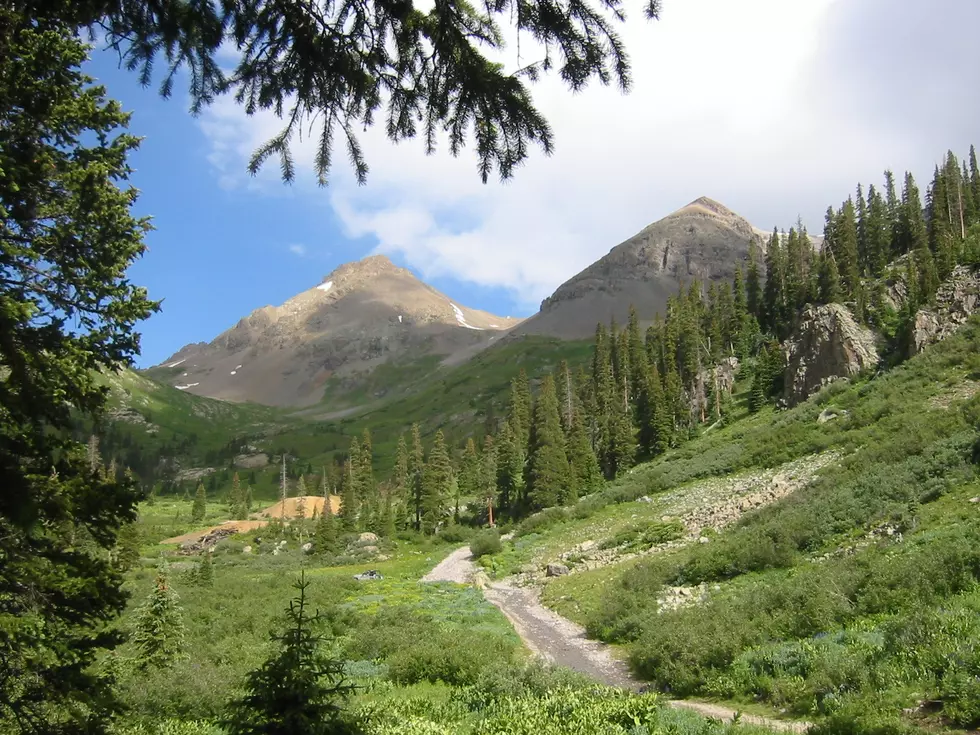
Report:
470,529,502,558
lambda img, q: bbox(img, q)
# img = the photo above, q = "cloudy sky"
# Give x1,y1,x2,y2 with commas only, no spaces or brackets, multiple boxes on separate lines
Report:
85,0,980,366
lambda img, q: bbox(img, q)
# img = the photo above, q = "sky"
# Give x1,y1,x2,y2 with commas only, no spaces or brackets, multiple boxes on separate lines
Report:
83,0,980,367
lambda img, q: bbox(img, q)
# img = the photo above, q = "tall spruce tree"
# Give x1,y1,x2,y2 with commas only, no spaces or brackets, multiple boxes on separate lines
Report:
338,452,358,533
763,229,788,337
421,431,452,534
223,574,357,735
865,184,890,278
526,375,571,510
0,14,158,729
459,438,481,520
928,165,955,280
481,435,498,522
884,169,901,256
408,424,425,531
898,172,938,299
495,421,522,517
130,570,186,670
566,405,602,499
393,435,409,529
192,482,207,522
746,240,763,321
817,247,842,305
835,199,861,301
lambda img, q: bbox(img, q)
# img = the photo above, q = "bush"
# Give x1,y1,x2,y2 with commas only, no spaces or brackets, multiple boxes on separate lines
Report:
514,507,569,537
469,529,502,558
439,523,474,543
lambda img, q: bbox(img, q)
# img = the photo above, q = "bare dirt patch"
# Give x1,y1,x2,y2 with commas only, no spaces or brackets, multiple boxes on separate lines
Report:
258,494,341,519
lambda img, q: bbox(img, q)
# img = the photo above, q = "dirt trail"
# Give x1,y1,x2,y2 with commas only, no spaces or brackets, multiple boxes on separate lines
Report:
422,546,811,732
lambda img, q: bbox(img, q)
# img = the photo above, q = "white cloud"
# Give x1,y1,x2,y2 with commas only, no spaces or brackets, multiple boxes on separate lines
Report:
195,0,980,312
288,243,307,257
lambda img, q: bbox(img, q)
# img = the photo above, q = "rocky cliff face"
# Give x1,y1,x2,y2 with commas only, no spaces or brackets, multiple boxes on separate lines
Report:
151,255,521,407
910,265,980,355
515,197,769,339
783,303,880,407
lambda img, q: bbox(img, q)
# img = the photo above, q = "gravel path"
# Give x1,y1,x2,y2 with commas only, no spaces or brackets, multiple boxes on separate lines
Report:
422,545,811,732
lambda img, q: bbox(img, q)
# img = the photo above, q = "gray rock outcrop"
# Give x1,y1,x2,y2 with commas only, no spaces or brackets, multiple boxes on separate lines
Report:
783,304,879,407
910,265,980,355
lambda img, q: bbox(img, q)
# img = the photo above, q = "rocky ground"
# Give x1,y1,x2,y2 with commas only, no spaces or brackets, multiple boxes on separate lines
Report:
514,451,842,590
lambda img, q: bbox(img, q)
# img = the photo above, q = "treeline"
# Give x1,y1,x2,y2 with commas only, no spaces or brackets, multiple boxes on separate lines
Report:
108,145,980,534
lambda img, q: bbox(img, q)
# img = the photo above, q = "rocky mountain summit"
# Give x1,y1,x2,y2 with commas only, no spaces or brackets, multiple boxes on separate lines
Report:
517,197,769,338
152,255,521,406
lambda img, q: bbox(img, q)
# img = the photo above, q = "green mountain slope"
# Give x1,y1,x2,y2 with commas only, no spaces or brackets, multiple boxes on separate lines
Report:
482,317,980,732
108,336,590,495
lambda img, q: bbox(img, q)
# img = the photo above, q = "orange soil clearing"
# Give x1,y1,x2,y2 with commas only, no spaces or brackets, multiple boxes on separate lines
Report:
258,494,341,519
160,495,341,545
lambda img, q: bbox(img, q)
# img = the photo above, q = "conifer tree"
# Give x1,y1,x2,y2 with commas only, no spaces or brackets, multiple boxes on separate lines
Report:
884,169,901,255
865,184,890,278
566,405,601,499
526,375,571,509
313,497,338,554
131,570,186,669
746,240,763,321
626,305,647,400
763,229,788,337
481,435,498,520
897,172,938,299
817,247,842,305
928,165,955,280
459,438,481,508
509,369,533,455
195,551,214,587
749,346,774,413
408,424,425,530
495,421,521,516
393,435,409,529
555,360,575,434
970,145,980,217
357,429,376,531
835,199,861,300
229,472,248,520
606,396,637,478
856,183,868,270
421,431,452,534
223,574,357,735
192,482,207,522
636,365,669,458
338,455,358,533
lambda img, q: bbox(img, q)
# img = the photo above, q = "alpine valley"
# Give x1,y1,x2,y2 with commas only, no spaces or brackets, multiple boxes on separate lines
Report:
96,153,980,735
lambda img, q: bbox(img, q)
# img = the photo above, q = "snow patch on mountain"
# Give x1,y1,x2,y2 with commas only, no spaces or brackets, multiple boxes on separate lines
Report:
316,281,333,293
450,303,483,331
165,358,186,368
175,383,200,390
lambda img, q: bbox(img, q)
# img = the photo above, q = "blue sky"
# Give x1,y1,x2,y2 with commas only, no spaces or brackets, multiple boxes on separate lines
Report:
85,0,980,368
85,51,530,368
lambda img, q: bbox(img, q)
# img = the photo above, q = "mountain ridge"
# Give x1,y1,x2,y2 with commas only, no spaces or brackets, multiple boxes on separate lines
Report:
151,254,521,407
516,196,767,339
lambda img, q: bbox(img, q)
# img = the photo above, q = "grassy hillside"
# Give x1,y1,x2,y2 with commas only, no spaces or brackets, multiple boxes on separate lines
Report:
477,317,980,733
108,336,590,498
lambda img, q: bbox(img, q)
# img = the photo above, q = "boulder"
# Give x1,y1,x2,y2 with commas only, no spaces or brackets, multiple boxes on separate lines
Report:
546,563,570,577
234,452,269,469
357,532,379,544
910,265,980,355
783,303,879,407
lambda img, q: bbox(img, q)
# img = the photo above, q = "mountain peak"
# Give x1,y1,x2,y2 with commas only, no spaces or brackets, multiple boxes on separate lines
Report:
674,196,739,219
320,253,398,289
